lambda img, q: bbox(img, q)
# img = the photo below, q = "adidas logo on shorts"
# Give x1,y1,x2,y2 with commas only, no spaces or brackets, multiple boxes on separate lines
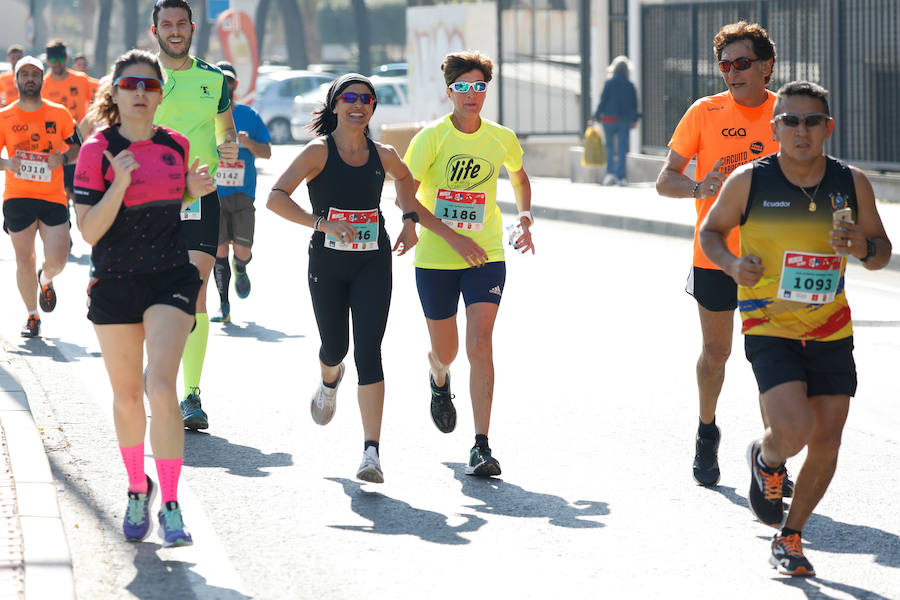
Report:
488,285,502,297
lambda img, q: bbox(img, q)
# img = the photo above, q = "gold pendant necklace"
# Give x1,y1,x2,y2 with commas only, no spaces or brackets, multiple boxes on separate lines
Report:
800,179,822,212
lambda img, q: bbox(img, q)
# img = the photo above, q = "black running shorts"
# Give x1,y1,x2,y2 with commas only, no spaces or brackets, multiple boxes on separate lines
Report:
3,197,69,233
181,190,221,256
87,263,202,325
686,266,738,312
744,334,857,396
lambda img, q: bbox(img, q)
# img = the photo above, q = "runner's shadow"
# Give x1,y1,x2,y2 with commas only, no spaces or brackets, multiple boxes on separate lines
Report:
11,337,99,363
776,575,894,600
66,252,92,266
444,462,609,528
325,477,486,545
217,321,304,343
184,432,293,477
127,547,251,599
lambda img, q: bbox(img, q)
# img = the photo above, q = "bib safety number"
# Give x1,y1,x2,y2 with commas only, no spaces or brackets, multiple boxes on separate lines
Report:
777,251,843,304
180,197,201,221
215,160,245,187
435,188,486,231
324,207,378,251
15,151,51,182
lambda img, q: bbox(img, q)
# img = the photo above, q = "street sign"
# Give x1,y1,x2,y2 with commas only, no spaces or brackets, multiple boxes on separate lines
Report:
208,0,230,23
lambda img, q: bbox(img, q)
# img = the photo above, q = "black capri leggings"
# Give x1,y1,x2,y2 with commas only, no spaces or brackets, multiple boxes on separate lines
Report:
308,245,392,385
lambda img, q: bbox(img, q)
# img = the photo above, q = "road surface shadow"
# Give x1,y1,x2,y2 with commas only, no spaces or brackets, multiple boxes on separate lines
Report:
217,321,304,343
444,462,609,528
776,575,894,600
11,337,99,363
67,252,92,266
325,477,486,545
127,548,251,600
184,432,293,477
714,485,900,570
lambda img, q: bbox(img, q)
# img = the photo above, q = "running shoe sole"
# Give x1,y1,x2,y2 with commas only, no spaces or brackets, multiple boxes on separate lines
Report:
37,269,56,313
769,554,815,576
356,465,384,484
466,459,502,477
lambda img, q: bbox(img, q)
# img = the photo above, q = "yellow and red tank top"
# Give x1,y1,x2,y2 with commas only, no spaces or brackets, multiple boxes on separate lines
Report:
739,155,856,341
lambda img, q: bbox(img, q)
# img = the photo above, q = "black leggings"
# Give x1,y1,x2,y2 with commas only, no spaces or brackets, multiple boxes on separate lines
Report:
308,246,392,385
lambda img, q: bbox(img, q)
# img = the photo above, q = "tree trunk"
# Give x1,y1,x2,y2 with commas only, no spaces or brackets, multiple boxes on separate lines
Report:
122,0,139,53
194,0,211,60
255,0,272,59
94,0,113,76
300,0,321,65
276,0,308,69
351,0,371,75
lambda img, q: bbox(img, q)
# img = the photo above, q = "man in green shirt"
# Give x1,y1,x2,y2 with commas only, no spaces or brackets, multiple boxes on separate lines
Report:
152,0,238,430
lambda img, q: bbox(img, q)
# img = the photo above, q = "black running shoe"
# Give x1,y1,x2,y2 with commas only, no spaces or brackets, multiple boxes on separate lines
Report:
466,444,501,477
430,373,456,433
20,314,41,338
693,423,721,486
38,269,56,312
783,470,795,498
746,440,786,527
770,533,815,576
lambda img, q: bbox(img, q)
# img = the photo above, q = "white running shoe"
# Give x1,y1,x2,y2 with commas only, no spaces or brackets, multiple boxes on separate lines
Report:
311,363,344,425
356,446,384,483
617,178,628,186
602,174,617,186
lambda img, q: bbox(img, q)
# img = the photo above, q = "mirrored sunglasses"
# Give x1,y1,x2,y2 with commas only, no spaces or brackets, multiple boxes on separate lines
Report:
338,92,375,105
47,57,66,64
774,112,832,127
448,81,487,93
717,56,761,73
113,76,164,93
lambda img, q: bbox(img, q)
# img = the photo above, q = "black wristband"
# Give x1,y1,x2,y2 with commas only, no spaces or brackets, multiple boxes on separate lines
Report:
402,211,419,223
860,238,876,263
271,187,289,196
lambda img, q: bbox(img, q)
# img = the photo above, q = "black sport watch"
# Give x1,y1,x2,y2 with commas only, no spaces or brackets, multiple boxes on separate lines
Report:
402,211,419,223
860,238,877,263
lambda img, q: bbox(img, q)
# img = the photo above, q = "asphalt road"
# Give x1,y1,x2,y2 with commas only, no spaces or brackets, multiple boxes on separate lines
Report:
1,146,899,599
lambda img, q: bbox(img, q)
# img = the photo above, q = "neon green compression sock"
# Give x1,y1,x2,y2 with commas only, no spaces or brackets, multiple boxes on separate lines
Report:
182,313,209,398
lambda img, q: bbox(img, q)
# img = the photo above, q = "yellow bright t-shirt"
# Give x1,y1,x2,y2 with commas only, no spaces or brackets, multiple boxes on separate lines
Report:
404,115,524,270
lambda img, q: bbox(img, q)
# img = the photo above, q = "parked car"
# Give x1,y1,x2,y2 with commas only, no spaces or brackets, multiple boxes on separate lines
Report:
290,76,410,143
249,70,335,144
371,62,407,78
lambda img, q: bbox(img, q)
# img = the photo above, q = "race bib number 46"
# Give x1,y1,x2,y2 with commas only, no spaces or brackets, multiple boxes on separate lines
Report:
15,151,51,182
215,160,245,187
777,251,843,304
324,207,378,251
435,188,486,231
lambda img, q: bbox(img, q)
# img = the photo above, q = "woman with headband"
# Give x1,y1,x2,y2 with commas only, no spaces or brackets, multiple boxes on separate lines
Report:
267,73,480,483
73,49,215,547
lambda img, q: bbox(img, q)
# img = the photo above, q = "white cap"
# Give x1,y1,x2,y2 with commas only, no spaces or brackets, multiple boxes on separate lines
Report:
14,55,43,77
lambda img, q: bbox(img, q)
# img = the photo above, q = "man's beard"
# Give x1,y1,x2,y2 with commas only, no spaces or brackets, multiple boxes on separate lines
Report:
18,83,41,98
157,31,192,60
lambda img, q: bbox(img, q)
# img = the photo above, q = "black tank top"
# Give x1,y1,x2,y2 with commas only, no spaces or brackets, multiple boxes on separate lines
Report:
307,134,388,251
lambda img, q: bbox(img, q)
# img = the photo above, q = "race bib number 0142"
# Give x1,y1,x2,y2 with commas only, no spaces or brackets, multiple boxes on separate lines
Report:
15,151,51,182
324,207,379,251
215,160,245,187
777,251,843,304
435,188,486,231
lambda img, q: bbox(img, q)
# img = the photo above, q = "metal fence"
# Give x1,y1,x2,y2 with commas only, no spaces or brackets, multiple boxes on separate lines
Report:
641,0,900,170
496,0,591,135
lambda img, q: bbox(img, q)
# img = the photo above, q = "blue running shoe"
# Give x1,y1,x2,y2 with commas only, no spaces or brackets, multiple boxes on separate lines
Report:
233,260,251,299
210,301,230,323
123,477,157,542
181,388,208,430
158,501,193,547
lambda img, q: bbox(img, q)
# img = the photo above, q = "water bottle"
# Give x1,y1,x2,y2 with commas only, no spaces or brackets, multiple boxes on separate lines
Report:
507,223,526,253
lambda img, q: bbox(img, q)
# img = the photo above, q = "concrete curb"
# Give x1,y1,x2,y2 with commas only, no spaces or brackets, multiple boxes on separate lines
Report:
0,345,74,600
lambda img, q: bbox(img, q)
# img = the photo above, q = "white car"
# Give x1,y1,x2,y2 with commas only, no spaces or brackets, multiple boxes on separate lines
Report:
249,70,335,144
290,76,410,142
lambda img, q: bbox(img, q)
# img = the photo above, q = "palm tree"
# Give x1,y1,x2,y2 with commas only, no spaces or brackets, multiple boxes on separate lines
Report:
276,0,308,68
351,0,371,75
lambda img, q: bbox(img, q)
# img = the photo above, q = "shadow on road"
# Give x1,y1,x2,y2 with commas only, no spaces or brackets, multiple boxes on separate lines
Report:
127,548,251,600
325,477,486,545
217,321,304,343
184,432,293,477
776,575,894,600
11,337,99,363
444,463,609,528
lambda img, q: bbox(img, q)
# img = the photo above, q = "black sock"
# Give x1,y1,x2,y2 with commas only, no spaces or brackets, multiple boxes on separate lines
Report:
698,417,719,438
364,440,379,454
475,434,489,450
780,527,801,538
233,254,251,273
213,257,230,303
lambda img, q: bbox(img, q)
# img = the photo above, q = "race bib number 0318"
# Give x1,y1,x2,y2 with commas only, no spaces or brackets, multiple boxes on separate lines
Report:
777,251,843,304
435,188,486,231
324,207,379,251
215,160,245,187
15,151,51,182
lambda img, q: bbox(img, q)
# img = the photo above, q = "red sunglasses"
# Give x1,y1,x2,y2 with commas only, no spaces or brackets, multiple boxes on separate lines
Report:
717,56,762,73
338,92,375,105
113,76,164,93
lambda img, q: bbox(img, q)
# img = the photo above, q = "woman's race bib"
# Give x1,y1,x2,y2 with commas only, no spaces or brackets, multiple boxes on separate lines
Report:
777,251,843,304
324,207,379,251
434,188,485,231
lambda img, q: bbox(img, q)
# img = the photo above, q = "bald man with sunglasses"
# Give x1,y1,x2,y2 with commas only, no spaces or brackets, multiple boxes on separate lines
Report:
656,21,791,491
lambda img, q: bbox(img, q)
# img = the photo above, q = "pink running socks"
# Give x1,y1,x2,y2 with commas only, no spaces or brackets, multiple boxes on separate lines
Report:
154,458,183,504
119,443,147,494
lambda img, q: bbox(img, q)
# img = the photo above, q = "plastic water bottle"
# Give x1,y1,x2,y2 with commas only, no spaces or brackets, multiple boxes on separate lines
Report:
507,223,526,253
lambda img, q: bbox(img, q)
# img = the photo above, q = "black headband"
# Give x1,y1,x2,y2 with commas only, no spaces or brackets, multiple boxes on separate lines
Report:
328,73,377,109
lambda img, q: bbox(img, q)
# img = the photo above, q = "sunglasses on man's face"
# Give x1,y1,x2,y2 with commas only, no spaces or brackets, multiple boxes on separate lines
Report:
774,112,832,128
47,57,66,64
338,92,375,105
448,81,487,93
113,76,164,93
717,56,761,73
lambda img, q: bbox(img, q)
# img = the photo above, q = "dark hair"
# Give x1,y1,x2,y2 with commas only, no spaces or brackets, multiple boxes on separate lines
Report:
73,54,87,62
713,21,776,84
309,74,377,137
153,0,193,28
7,45,24,56
45,39,67,57
441,50,493,86
774,80,831,116
88,50,165,127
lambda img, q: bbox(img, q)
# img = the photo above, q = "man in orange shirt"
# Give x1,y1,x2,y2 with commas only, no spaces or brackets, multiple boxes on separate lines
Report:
0,44,24,107
71,53,100,99
42,40,93,204
0,56,82,337
655,22,788,490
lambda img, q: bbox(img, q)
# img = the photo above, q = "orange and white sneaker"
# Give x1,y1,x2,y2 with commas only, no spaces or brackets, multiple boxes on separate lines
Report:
38,269,56,312
770,533,815,576
20,314,40,338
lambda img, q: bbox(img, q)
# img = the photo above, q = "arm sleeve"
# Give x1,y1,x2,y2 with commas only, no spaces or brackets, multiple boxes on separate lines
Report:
73,135,107,205
217,75,231,114
595,81,610,119
668,101,703,161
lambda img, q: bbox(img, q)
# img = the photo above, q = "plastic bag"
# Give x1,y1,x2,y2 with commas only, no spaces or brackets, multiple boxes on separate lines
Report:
581,124,606,167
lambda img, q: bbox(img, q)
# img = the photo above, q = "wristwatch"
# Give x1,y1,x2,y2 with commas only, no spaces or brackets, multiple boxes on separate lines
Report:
860,238,876,263
402,211,419,223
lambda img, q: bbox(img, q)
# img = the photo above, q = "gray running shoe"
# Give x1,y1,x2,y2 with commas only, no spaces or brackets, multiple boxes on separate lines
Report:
311,364,344,425
356,446,384,483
